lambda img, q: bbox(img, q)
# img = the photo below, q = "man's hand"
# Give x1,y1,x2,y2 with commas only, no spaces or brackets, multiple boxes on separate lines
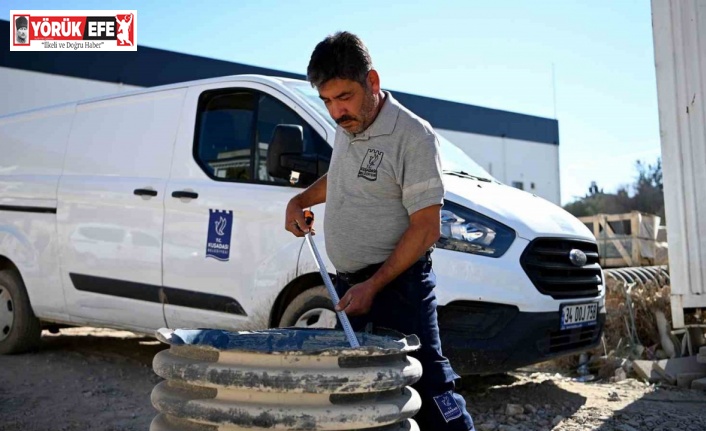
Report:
283,175,327,237
285,198,313,237
335,281,378,316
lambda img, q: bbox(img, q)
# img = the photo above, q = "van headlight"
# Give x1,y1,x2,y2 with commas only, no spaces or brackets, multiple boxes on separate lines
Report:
437,201,516,258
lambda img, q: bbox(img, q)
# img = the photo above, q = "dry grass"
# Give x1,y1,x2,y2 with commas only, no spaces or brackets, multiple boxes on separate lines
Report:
602,277,672,358
549,274,674,372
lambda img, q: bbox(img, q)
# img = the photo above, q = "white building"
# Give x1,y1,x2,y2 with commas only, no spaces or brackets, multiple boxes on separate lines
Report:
0,19,561,204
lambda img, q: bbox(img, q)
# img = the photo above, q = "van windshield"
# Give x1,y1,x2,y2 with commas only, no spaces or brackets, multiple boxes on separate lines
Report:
287,82,336,128
286,82,495,182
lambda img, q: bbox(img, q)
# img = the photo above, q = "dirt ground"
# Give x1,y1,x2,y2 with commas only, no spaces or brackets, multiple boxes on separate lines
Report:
1,327,705,431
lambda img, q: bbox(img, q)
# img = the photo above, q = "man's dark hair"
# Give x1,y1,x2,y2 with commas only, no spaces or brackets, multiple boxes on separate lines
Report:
307,31,373,88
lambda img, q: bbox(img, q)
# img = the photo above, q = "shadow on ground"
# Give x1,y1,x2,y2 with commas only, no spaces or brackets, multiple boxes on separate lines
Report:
459,373,587,429
38,331,167,365
589,384,706,431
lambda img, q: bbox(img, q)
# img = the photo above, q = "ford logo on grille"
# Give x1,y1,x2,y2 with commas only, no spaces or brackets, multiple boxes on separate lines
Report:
569,249,588,267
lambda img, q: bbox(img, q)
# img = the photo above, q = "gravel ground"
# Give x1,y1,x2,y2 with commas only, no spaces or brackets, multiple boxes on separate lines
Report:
0,327,704,431
461,371,706,431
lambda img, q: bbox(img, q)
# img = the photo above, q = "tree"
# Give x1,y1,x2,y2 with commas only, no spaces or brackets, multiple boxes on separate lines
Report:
563,157,665,219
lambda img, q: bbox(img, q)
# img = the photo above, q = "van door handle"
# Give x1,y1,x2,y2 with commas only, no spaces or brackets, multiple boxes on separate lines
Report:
134,188,158,197
172,191,199,199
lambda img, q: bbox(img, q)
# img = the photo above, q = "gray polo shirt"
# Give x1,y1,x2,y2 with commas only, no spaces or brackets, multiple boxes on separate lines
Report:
324,92,445,273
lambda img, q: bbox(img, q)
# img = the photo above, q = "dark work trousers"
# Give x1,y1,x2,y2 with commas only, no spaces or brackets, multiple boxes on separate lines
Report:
335,256,475,431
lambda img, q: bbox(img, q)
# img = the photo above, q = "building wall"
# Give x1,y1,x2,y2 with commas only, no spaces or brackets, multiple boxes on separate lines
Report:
0,66,562,205
438,129,561,204
0,66,140,117
652,0,706,327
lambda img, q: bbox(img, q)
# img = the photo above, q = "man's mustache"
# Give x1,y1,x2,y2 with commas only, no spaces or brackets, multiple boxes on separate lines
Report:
335,115,356,125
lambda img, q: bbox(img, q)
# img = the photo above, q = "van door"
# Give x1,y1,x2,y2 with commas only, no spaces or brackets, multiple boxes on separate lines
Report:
162,82,330,330
57,88,186,331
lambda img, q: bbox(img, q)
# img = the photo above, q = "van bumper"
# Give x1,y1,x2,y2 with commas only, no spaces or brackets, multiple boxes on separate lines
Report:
438,301,605,376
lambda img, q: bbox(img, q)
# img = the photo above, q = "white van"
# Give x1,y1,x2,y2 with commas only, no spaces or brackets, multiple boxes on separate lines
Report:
0,75,604,374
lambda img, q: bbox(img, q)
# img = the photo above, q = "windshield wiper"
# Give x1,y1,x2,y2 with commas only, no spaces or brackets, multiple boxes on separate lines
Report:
442,170,491,182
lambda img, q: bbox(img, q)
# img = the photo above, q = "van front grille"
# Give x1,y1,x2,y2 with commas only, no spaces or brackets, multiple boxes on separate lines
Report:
538,323,602,354
520,238,602,299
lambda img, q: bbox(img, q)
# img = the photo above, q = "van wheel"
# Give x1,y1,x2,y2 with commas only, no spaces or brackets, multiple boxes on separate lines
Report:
0,270,41,354
279,286,338,328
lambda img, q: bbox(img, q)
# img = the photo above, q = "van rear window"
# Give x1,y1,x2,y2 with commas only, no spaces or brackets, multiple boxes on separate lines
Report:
195,92,255,181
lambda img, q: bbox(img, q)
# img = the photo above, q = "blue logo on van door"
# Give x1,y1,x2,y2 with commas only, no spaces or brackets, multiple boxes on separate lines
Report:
206,209,233,261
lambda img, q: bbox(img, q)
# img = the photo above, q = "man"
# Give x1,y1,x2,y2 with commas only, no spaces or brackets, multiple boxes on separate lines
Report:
15,16,28,44
284,32,475,430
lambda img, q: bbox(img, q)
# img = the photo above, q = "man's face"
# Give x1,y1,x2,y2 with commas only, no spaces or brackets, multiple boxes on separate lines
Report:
317,72,380,135
17,26,27,40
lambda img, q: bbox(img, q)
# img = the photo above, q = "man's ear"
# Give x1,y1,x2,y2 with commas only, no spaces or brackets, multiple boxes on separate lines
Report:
367,70,381,94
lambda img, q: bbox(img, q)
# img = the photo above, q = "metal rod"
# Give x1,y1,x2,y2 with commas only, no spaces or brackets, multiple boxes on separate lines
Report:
305,233,360,348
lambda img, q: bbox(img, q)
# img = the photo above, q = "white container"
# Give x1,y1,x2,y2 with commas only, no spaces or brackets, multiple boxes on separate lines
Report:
652,0,706,327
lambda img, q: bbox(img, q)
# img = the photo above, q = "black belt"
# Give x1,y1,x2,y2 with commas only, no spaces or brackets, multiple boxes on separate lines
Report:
337,250,432,285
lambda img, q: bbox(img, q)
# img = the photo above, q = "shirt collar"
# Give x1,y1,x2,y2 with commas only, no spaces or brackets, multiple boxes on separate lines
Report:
344,91,400,141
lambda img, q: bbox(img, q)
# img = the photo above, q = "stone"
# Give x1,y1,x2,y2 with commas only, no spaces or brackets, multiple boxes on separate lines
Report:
612,368,627,382
653,364,677,385
505,404,524,416
552,415,564,426
677,372,706,388
632,360,663,383
498,426,519,431
524,404,537,414
608,391,621,401
691,376,706,390
477,421,498,431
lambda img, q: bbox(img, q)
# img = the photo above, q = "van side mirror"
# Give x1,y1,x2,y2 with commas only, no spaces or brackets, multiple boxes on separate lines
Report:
267,124,319,184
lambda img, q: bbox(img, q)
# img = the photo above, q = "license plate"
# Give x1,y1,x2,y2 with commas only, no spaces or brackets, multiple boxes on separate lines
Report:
560,302,598,330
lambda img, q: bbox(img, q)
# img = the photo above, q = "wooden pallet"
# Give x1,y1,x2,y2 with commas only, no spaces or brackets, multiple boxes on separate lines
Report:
579,211,662,268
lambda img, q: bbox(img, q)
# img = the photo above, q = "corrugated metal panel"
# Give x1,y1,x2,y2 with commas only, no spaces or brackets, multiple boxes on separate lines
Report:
652,0,706,327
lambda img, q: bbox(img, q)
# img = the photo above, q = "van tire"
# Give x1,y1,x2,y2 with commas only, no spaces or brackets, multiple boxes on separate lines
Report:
0,270,41,354
278,286,338,329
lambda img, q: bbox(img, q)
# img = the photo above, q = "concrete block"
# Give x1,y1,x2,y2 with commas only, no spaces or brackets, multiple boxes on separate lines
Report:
676,372,706,388
633,360,663,383
653,364,677,385
698,346,706,363
654,356,706,383
691,377,706,390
